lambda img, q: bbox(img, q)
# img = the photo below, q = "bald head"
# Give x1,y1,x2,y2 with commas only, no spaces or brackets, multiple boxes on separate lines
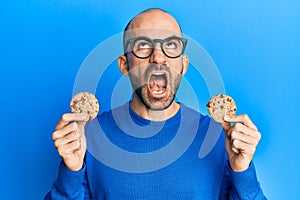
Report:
123,8,183,51
126,9,182,33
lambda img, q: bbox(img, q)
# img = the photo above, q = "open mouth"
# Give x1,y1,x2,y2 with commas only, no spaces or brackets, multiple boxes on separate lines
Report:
148,71,168,97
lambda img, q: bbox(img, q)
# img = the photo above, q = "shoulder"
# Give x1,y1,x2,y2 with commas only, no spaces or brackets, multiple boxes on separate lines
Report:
180,103,223,135
180,103,211,124
98,102,129,120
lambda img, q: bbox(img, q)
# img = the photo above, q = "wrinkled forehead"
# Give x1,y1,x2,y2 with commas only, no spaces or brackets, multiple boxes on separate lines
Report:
124,27,182,42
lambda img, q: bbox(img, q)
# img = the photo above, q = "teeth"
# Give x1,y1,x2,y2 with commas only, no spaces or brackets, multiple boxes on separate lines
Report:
152,90,164,94
148,71,167,96
153,72,165,76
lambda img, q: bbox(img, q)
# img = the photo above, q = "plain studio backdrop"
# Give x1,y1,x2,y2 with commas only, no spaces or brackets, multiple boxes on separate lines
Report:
0,0,299,199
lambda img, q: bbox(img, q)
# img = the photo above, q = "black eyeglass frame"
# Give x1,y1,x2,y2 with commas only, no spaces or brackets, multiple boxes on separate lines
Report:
124,36,188,59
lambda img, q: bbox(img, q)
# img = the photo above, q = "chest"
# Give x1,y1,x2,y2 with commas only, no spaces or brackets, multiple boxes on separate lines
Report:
86,147,225,200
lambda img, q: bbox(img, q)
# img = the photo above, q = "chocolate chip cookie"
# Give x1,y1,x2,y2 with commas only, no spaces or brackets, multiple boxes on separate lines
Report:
70,92,99,121
206,94,237,123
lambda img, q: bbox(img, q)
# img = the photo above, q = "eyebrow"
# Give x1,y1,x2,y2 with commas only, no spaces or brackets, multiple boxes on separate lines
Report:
129,35,182,40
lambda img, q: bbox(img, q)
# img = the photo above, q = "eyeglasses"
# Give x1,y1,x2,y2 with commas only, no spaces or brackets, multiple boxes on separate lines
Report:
125,36,187,59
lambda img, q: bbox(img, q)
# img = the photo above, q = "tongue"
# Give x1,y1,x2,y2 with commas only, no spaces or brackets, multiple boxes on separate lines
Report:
149,75,166,92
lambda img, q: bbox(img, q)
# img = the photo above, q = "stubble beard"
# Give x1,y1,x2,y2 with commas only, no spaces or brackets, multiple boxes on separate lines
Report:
131,64,183,111
135,85,176,110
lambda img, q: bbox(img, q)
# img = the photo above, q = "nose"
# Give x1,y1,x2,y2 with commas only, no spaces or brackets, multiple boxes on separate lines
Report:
149,43,167,64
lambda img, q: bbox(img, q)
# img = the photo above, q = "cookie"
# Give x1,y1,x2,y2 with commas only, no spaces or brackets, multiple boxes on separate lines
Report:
206,94,237,123
70,92,99,121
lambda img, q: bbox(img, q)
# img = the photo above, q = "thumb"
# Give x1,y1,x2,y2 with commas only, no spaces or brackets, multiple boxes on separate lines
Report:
77,113,88,126
222,115,232,132
77,113,88,136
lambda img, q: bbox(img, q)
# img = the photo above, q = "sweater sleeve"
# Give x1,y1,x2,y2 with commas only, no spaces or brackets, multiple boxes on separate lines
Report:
219,161,267,200
44,161,91,200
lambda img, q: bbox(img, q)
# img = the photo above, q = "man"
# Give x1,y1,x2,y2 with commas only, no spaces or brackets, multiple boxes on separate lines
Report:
45,8,266,199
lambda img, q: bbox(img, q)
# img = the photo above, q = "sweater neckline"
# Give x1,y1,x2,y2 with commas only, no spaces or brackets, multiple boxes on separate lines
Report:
128,101,183,127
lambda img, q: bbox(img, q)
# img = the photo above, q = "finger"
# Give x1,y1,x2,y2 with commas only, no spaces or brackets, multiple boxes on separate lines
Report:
55,113,88,131
231,123,261,140
231,146,240,154
230,130,259,146
225,136,240,154
57,140,81,156
232,139,256,155
54,131,80,148
222,121,231,132
224,114,257,130
53,122,78,140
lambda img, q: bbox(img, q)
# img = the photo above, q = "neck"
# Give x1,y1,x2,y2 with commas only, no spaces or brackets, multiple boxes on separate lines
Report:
130,94,180,121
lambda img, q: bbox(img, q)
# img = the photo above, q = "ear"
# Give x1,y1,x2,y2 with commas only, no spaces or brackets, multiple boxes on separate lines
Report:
118,54,129,76
181,55,189,75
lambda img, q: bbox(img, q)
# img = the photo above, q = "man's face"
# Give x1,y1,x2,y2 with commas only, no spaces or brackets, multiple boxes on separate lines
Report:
124,11,187,110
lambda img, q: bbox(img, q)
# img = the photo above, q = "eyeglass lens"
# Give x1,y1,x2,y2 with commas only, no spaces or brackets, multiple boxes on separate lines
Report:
132,37,185,58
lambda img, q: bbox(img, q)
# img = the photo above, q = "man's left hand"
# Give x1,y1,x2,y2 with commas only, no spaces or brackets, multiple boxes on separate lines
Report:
222,114,261,172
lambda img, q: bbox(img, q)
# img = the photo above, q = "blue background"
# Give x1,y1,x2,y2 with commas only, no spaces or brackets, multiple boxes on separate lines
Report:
1,0,299,199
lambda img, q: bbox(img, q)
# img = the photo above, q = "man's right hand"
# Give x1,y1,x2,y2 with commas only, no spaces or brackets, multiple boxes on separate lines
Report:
52,113,88,171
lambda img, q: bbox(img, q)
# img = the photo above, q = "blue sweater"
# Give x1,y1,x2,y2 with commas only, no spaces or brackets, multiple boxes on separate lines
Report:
45,102,266,199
